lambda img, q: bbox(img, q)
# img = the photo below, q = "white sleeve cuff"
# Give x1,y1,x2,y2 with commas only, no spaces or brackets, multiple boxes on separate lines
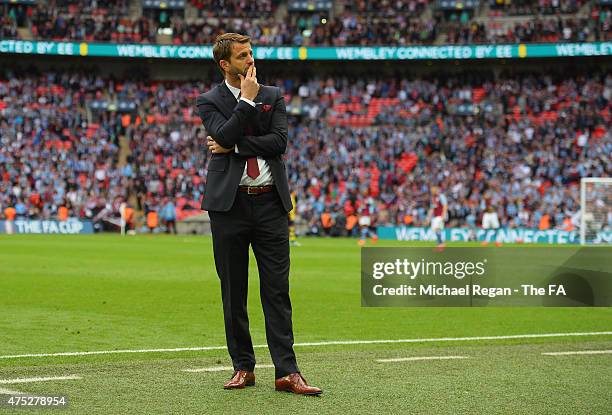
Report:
234,144,239,153
239,97,256,107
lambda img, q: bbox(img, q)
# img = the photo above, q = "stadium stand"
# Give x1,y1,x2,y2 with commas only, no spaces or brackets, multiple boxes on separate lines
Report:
434,0,611,44
281,71,610,233
189,0,279,18
488,0,588,16
1,65,609,234
2,0,609,45
0,1,610,236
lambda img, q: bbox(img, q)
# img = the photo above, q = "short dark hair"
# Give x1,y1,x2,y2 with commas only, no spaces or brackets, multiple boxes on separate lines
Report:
212,33,251,76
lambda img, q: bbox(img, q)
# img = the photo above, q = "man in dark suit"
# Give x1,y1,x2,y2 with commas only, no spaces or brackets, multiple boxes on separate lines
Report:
196,33,321,396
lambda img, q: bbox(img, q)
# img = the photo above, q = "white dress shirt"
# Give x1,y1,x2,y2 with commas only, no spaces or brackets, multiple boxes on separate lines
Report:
225,80,273,186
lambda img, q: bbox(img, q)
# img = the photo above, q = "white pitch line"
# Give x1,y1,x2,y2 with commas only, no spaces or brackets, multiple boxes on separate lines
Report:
289,331,612,347
376,356,469,363
183,364,275,373
0,388,25,395
542,350,612,356
1,331,611,360
0,346,227,359
0,375,81,385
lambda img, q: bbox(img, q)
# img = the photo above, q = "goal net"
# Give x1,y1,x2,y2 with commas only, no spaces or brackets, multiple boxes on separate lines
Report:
580,178,612,245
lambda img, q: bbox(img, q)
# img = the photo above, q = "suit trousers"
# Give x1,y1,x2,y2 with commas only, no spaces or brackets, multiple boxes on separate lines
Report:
208,189,299,378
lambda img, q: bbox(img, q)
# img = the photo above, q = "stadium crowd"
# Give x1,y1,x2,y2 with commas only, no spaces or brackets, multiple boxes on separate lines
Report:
189,0,279,18
280,71,610,234
29,0,157,43
0,69,208,232
444,15,598,44
1,68,610,234
445,5,611,44
1,0,609,45
488,0,588,16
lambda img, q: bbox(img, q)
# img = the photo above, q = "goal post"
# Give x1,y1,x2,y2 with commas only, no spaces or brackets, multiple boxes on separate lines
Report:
580,177,612,245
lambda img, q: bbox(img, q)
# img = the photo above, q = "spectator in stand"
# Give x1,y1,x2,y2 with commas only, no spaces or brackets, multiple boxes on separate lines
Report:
592,4,612,41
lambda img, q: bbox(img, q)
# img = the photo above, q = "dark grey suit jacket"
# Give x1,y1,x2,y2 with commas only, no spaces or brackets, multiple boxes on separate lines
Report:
196,82,292,212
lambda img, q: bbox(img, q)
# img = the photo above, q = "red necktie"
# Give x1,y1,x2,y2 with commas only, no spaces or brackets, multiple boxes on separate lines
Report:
238,93,260,179
245,125,260,179
247,158,260,179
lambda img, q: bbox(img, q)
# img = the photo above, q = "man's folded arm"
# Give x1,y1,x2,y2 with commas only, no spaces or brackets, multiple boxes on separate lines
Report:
234,89,287,158
196,95,257,149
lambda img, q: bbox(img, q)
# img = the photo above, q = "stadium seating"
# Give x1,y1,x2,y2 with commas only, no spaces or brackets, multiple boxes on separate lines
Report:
488,0,587,16
2,0,608,45
1,69,609,234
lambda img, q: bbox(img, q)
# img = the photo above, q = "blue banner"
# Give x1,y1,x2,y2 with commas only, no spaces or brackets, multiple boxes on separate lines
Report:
0,219,94,234
1,40,610,60
377,226,612,245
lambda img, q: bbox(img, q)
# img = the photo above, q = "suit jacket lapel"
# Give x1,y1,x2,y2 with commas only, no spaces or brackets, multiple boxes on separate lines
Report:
217,82,238,120
252,85,265,134
218,81,265,134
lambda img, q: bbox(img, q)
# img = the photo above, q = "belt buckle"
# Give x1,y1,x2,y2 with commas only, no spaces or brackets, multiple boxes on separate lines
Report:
247,186,257,195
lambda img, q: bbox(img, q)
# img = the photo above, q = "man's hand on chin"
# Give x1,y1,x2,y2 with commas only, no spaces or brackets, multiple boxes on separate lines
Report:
238,64,259,101
207,135,232,154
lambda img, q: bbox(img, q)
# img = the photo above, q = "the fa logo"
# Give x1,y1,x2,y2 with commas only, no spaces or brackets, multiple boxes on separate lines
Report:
548,285,567,296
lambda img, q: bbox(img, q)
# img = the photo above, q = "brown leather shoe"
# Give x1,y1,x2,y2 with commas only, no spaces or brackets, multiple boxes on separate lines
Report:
223,370,255,389
275,373,322,396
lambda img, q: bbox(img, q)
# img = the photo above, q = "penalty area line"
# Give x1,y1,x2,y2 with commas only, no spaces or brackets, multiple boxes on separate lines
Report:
1,331,611,360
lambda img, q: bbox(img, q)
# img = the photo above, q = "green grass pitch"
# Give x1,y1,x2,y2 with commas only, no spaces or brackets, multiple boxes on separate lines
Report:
0,235,610,414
